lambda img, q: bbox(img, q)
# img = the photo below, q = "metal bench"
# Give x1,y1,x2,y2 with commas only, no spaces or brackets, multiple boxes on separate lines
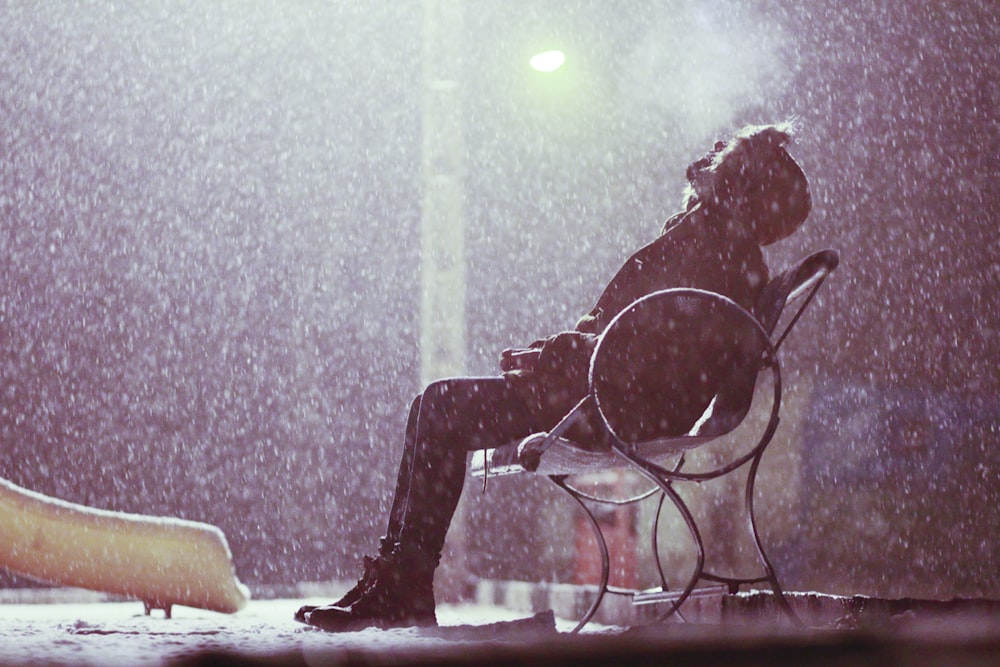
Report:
470,249,839,632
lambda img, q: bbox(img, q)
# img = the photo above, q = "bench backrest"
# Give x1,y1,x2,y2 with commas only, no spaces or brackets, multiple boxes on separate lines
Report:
590,249,839,446
705,248,840,435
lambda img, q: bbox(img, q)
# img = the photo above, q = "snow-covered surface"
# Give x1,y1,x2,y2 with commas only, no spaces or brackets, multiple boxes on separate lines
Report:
0,597,574,666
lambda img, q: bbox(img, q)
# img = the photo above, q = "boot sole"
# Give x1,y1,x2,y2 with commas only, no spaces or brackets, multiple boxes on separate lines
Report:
305,608,436,633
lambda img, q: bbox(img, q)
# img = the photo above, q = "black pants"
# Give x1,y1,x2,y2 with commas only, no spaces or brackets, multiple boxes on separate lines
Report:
382,376,539,563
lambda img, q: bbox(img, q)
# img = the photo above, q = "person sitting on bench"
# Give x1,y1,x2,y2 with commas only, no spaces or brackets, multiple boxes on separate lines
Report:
297,122,813,632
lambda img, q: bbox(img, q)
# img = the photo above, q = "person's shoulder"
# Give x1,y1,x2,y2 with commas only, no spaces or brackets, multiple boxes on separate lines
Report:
624,205,739,267
645,209,697,246
660,210,688,235
646,206,717,250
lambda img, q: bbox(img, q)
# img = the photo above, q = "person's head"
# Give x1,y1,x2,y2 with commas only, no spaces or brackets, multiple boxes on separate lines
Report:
682,122,812,246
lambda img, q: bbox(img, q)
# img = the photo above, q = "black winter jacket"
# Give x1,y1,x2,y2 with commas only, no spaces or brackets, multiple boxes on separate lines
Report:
501,204,769,446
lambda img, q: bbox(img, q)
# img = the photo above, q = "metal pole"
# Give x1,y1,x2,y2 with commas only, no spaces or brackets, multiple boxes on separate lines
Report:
420,0,466,387
421,0,470,602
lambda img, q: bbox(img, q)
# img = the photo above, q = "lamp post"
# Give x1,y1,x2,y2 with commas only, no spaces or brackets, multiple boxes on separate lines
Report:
421,0,469,601
420,0,466,389
419,4,573,601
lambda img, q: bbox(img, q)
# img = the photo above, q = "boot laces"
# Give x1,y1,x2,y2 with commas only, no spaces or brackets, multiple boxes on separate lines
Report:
333,554,384,608
357,555,383,592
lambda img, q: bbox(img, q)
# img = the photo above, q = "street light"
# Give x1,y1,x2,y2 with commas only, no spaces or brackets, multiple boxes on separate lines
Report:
529,49,565,72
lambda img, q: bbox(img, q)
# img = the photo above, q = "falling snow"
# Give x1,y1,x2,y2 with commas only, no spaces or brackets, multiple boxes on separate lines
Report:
0,0,997,610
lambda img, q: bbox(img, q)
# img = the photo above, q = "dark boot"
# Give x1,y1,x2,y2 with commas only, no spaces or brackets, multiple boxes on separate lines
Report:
304,547,438,632
294,538,397,623
293,554,383,623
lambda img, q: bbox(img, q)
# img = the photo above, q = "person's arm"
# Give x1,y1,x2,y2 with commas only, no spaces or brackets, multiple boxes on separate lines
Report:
503,215,688,369
499,344,542,372
500,330,598,372
574,229,685,335
533,331,598,372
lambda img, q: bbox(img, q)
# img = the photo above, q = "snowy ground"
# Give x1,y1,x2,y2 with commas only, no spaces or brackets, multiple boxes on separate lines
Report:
1,593,999,666
0,597,580,666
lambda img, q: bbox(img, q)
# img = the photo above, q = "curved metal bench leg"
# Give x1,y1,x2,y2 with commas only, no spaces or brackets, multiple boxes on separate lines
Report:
612,446,706,623
649,490,695,624
650,491,670,592
550,476,610,634
745,449,802,627
654,480,705,622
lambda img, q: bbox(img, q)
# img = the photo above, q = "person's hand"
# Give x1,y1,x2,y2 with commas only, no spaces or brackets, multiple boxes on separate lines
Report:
500,347,541,372
535,331,598,371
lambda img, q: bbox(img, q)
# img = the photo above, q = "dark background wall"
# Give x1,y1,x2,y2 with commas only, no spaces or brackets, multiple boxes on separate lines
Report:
0,1,997,597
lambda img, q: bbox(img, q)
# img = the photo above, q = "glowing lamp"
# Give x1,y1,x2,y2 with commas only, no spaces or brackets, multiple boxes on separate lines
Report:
529,50,565,72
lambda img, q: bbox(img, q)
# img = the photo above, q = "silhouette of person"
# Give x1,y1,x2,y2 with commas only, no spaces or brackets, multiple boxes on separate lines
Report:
298,122,812,632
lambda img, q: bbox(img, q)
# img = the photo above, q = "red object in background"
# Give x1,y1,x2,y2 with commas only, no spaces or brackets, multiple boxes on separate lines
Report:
571,473,638,590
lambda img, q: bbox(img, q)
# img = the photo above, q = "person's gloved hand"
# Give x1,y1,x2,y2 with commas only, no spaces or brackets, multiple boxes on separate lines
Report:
535,331,598,373
499,347,541,372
